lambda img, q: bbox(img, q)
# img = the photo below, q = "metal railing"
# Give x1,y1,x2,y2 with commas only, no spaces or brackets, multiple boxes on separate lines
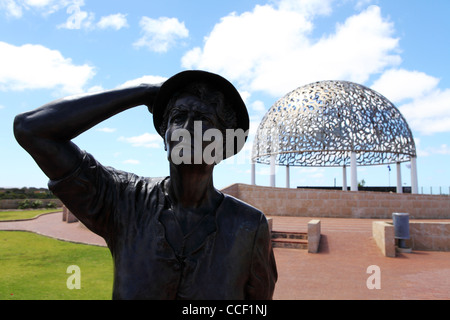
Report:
420,186,450,195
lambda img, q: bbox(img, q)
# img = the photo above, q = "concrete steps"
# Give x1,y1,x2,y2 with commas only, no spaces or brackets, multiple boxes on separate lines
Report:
271,231,308,249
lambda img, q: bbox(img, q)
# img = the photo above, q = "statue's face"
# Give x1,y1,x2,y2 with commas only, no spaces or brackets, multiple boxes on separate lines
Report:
164,94,222,165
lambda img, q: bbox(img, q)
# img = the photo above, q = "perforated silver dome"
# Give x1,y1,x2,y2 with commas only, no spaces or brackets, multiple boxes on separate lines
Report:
252,80,416,167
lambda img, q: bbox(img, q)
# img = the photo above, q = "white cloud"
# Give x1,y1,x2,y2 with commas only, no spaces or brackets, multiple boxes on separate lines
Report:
371,69,440,103
1,0,82,19
398,88,450,135
2,0,128,31
276,0,335,17
97,13,128,30
87,85,104,93
24,0,52,6
57,0,94,30
182,3,400,97
134,16,189,53
251,100,266,114
436,144,450,155
96,127,116,133
415,142,450,158
0,41,95,94
118,75,168,89
371,69,450,135
182,4,313,92
118,133,162,148
33,0,74,16
354,0,375,10
0,0,23,17
123,159,140,165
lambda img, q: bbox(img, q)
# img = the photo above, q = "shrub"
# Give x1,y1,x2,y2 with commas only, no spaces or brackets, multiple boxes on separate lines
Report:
46,201,57,209
18,199,32,209
17,199,50,210
31,200,43,209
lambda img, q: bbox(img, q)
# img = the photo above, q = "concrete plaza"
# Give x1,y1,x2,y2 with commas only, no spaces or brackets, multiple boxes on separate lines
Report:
1,212,449,299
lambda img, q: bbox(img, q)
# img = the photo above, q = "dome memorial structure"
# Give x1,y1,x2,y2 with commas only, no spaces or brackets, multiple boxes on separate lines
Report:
251,80,418,193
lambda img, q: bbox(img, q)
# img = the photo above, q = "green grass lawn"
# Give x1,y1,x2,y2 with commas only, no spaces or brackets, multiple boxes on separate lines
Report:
0,209,61,221
0,231,113,300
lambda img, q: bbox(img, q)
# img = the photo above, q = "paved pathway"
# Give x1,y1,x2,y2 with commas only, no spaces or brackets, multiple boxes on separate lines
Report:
270,216,450,300
1,212,449,299
0,212,105,246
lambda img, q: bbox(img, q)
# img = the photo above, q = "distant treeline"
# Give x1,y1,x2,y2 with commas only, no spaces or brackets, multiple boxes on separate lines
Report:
0,187,57,200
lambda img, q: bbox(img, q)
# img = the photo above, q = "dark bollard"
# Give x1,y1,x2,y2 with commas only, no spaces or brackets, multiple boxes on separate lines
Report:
392,212,410,250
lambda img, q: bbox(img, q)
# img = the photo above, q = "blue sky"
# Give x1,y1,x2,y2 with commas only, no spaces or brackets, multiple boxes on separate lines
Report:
1,0,450,194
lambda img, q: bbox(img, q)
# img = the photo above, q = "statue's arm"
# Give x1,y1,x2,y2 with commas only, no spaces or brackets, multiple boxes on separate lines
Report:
13,84,160,181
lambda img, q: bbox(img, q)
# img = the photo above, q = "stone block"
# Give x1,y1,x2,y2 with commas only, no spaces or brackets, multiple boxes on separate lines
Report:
308,219,321,253
267,218,273,233
372,221,396,257
62,205,68,221
62,205,78,223
66,210,78,223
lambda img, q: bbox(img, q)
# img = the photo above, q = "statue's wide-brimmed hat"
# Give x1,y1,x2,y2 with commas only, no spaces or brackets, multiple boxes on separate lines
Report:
152,70,249,157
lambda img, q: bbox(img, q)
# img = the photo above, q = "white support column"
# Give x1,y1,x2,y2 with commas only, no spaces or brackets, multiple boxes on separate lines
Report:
350,152,358,191
251,162,256,185
342,165,347,191
411,156,418,194
396,162,402,193
270,155,276,187
286,165,290,188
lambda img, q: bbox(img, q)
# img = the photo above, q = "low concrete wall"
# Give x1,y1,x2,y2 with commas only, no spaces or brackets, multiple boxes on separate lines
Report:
372,221,396,257
409,221,450,251
372,221,450,256
0,199,63,210
221,183,450,219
